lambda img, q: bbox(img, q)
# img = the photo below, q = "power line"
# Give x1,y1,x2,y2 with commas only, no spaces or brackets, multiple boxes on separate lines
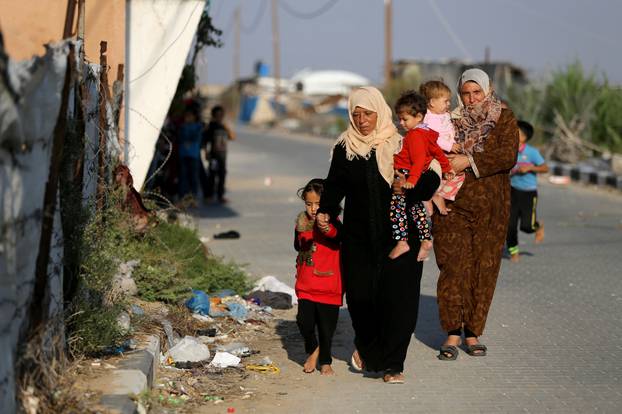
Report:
426,0,473,61
241,0,267,34
278,0,339,20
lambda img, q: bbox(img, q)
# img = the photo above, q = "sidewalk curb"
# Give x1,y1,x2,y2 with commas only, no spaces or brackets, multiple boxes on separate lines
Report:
99,335,160,414
548,161,622,191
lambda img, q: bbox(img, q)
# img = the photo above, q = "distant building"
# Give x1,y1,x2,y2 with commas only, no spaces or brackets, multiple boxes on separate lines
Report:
392,59,527,99
290,69,371,96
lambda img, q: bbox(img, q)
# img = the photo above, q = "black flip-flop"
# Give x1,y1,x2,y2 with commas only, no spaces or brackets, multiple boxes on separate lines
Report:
438,345,459,361
465,343,487,357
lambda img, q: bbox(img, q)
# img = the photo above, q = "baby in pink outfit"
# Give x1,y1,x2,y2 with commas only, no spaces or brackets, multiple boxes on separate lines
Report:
420,81,465,215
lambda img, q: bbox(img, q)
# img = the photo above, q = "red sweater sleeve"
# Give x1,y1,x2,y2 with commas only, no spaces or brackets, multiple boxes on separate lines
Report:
405,131,428,186
427,133,452,173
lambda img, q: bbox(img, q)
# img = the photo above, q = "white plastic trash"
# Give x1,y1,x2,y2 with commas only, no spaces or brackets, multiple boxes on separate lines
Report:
209,351,241,368
166,336,211,363
254,275,297,305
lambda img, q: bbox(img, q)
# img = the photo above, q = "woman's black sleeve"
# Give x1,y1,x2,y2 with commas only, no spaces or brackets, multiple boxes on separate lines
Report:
319,145,346,217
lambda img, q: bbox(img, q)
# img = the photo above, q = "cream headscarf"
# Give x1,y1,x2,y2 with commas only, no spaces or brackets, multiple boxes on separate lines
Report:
335,86,401,185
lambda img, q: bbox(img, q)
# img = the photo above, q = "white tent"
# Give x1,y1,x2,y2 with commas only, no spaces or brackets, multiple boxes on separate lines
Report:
290,69,370,96
125,0,206,189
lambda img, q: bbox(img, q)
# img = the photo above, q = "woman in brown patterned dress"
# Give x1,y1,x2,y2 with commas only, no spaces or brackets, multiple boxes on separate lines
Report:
433,68,519,360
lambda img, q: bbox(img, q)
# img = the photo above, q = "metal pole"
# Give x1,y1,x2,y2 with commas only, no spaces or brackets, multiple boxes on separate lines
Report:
271,0,281,105
234,6,241,81
384,0,393,87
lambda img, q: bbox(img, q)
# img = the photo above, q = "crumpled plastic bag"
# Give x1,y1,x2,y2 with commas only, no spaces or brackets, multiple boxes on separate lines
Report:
254,276,297,305
166,336,210,363
186,289,210,316
209,351,241,368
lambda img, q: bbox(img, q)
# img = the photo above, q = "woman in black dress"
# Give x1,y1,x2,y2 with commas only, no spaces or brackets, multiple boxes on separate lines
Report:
317,87,438,383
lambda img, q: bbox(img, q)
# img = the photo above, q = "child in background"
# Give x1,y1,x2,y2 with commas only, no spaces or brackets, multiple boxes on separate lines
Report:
177,107,204,201
420,80,465,215
390,91,454,261
507,120,548,263
294,179,342,375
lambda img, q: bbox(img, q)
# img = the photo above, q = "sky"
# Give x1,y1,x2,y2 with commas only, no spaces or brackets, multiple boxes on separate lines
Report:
200,0,622,86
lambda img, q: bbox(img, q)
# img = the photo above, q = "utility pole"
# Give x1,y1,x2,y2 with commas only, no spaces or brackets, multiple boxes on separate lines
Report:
234,6,241,81
384,0,393,87
271,0,281,104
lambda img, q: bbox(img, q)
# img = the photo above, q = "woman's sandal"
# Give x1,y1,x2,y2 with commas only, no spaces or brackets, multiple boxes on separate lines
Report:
383,372,405,384
350,350,364,372
465,343,487,357
438,345,459,361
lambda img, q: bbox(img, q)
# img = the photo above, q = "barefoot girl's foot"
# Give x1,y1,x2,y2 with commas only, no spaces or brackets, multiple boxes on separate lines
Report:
389,240,410,259
320,364,335,376
417,240,433,262
432,194,449,215
303,347,319,373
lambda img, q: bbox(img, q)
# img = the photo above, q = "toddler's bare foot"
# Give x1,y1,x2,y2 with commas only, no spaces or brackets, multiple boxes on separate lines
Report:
417,240,433,262
432,195,449,215
423,200,434,218
389,240,410,259
303,347,319,373
320,364,335,376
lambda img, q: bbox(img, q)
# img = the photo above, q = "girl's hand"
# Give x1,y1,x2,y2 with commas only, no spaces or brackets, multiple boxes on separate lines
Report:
392,171,406,194
446,154,470,174
451,143,462,153
316,213,330,230
402,181,414,189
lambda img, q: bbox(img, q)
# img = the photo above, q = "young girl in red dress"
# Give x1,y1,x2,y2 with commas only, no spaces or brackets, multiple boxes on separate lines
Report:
294,178,342,375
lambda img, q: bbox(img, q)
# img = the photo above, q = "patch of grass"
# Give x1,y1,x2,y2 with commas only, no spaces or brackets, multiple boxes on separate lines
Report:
125,220,251,303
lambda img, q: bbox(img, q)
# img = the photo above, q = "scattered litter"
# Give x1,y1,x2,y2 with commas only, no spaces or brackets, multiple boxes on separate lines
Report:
264,176,272,186
210,351,241,368
217,342,252,357
130,304,144,316
116,311,131,333
245,290,292,310
91,361,101,367
196,328,217,337
227,408,236,413
186,289,211,316
111,260,140,297
213,230,241,239
253,276,297,305
204,395,223,402
257,356,273,366
166,336,211,363
548,175,571,185
192,313,213,323
161,319,180,349
226,302,248,320
245,363,280,374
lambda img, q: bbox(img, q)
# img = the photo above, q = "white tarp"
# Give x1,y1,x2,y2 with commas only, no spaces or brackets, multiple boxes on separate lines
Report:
0,40,71,414
290,69,370,96
126,0,206,189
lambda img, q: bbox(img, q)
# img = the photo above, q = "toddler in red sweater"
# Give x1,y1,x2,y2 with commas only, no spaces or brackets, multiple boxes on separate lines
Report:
390,91,455,260
294,178,342,376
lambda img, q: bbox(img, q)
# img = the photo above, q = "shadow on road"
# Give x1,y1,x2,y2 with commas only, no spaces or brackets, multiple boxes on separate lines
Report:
414,294,445,351
192,204,240,219
275,308,354,369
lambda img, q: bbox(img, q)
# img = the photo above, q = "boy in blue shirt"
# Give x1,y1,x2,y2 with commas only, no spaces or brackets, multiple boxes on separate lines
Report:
507,120,549,263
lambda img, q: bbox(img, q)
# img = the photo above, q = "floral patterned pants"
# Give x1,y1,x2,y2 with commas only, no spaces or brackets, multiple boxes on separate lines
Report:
390,193,431,242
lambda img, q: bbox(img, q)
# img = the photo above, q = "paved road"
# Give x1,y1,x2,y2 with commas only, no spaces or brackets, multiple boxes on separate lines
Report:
197,128,622,413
